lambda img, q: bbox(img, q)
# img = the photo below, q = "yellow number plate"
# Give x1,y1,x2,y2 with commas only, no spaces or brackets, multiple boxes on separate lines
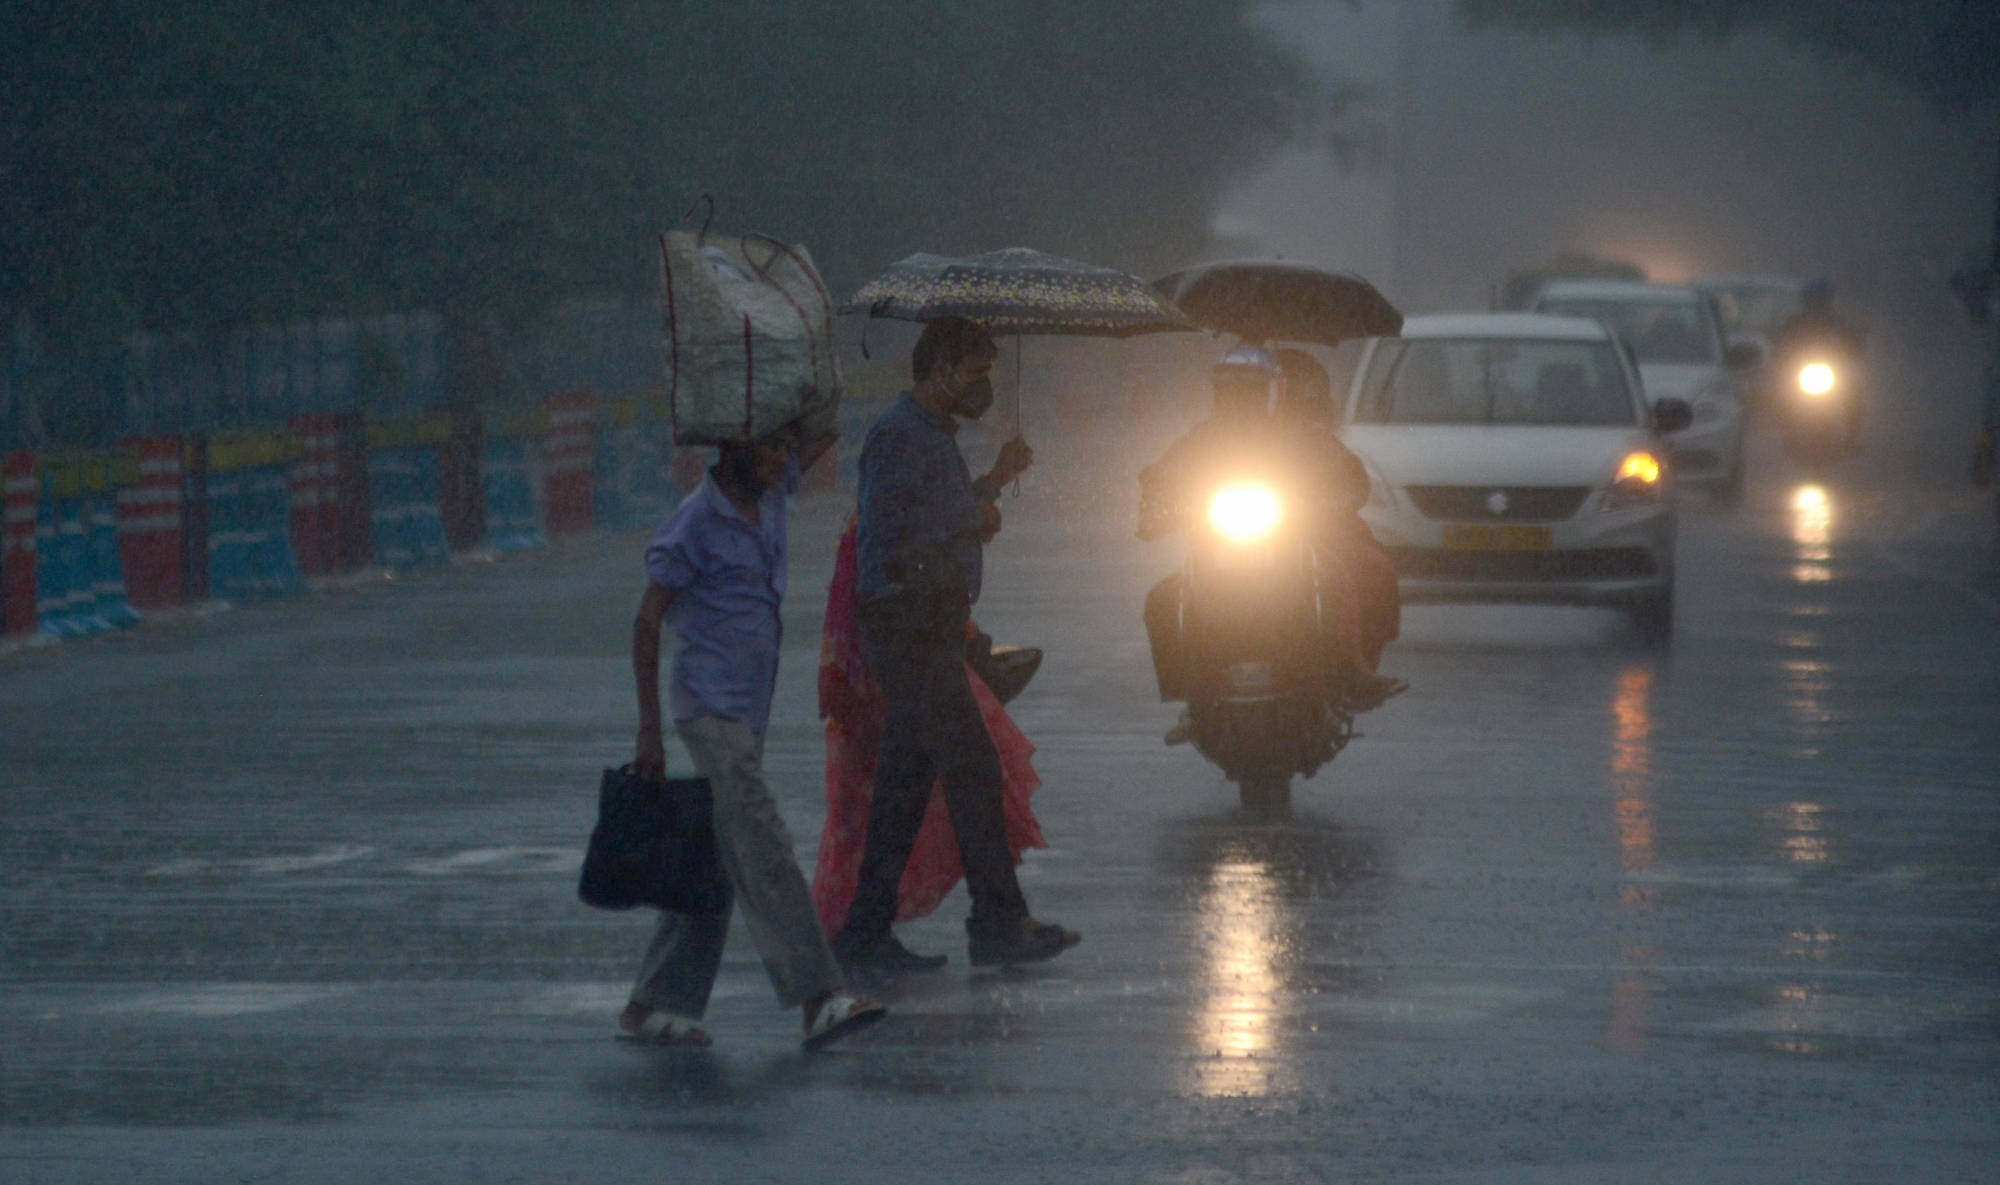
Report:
1442,524,1552,551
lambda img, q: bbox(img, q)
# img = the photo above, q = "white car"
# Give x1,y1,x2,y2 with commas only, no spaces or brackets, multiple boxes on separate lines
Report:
1339,313,1685,637
1533,279,1750,502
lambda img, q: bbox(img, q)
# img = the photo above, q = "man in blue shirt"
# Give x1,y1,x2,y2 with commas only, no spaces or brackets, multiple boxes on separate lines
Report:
834,317,1081,974
624,427,885,1051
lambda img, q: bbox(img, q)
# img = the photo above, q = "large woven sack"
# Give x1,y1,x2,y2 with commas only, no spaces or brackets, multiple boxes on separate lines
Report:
659,230,842,445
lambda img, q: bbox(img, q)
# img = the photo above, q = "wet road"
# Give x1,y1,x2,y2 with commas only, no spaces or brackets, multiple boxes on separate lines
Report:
3,424,1997,1182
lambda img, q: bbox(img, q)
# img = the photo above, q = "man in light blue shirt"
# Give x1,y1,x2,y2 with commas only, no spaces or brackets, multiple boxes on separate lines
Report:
623,426,884,1051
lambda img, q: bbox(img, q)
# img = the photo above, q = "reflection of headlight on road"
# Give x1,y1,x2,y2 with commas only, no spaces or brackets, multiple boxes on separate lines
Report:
1208,484,1283,542
1798,363,1836,396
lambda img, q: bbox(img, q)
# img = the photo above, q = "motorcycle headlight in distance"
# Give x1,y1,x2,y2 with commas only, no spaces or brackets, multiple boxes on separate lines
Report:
1602,451,1664,511
1208,483,1284,542
1798,362,1836,397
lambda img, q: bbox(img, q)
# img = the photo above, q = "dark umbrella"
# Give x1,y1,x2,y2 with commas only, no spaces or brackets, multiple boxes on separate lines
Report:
846,248,1193,337
1152,260,1402,348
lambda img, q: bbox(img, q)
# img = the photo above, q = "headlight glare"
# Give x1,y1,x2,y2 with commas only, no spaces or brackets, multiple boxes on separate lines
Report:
1208,483,1284,542
1798,362,1836,396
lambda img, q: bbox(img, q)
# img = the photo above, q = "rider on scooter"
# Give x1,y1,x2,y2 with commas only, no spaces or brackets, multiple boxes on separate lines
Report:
1138,346,1405,721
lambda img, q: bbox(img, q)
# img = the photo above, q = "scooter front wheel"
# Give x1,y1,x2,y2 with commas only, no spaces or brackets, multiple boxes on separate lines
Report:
1238,773,1291,814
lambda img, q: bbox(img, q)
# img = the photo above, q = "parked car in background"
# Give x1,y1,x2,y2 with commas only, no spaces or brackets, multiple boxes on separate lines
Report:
1339,313,1689,640
1534,279,1754,503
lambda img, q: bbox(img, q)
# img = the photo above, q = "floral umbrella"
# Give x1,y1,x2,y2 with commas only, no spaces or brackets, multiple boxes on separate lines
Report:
846,248,1193,337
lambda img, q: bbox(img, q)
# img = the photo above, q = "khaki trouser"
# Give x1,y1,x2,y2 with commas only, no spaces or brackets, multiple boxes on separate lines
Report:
629,716,844,1015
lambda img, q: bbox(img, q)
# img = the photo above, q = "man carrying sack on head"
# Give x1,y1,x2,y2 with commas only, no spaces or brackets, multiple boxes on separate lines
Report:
832,317,1081,977
623,424,886,1050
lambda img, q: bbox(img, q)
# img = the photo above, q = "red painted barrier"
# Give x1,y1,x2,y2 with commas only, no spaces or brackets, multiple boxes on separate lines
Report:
288,415,339,577
331,415,373,572
3,451,36,635
115,437,187,609
544,390,597,536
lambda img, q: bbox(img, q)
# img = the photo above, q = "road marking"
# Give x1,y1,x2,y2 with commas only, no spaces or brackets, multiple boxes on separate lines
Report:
144,844,376,877
400,846,581,876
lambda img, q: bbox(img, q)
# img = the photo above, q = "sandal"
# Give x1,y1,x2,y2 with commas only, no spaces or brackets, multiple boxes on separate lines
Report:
619,1006,712,1046
802,992,886,1052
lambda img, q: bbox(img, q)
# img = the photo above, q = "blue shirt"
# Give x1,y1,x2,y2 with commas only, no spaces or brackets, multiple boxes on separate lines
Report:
644,460,799,734
856,393,997,603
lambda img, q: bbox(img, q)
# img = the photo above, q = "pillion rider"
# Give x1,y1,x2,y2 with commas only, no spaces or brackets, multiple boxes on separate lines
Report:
1137,345,1407,721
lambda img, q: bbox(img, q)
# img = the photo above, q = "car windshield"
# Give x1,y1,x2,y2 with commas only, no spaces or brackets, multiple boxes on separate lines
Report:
1536,297,1718,365
1703,284,1802,335
1353,338,1639,426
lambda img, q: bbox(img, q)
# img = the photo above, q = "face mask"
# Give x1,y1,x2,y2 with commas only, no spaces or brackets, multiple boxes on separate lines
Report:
946,369,996,419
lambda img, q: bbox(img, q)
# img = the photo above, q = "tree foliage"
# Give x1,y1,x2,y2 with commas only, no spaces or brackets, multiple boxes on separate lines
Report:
1,0,1309,351
1458,0,2000,111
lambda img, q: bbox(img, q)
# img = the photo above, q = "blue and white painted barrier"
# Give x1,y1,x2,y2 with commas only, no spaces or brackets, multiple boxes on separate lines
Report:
482,414,548,552
206,433,305,601
594,402,678,530
366,416,452,569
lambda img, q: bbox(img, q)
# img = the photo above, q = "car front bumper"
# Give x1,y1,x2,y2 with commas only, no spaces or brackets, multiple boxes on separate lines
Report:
1361,498,1677,608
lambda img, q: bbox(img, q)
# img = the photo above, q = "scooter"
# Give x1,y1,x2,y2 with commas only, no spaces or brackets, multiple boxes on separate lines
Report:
1778,351,1861,471
1145,477,1356,812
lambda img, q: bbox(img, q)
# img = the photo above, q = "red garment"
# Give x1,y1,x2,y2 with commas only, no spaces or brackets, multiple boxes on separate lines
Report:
811,520,1045,934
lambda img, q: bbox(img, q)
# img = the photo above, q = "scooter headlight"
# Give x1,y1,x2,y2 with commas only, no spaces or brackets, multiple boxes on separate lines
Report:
1798,362,1836,397
1207,483,1284,542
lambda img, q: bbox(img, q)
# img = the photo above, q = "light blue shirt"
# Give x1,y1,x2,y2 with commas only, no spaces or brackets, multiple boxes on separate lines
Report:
644,459,799,734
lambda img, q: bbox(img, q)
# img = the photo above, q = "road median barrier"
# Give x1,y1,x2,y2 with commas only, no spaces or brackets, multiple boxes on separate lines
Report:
544,390,596,537
366,414,453,569
482,408,549,552
594,395,678,531
4,451,39,636
204,430,306,601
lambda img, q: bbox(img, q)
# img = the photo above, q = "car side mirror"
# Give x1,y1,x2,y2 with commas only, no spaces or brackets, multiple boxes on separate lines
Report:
1652,398,1693,434
1724,342,1762,371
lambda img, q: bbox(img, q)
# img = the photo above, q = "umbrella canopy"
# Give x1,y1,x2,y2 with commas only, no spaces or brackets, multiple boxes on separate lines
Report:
846,248,1193,337
1152,260,1402,348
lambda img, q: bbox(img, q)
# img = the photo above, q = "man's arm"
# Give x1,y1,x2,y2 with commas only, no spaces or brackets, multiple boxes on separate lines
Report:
795,427,839,476
972,437,1034,500
632,581,679,780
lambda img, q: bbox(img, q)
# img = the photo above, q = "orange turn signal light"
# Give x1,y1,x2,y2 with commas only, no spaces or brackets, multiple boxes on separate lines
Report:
1617,452,1662,485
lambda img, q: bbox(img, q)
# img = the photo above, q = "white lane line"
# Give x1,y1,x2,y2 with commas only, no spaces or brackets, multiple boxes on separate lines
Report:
400,846,582,876
144,844,376,877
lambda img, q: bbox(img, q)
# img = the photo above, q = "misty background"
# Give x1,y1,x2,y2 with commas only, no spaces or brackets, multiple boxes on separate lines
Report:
3,0,1996,456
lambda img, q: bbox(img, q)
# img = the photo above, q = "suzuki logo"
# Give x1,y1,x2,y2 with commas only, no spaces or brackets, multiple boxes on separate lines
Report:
1486,491,1510,515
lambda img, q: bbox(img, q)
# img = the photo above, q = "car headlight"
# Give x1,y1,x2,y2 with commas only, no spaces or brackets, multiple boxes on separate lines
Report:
1208,483,1284,542
1601,451,1664,512
1797,362,1836,397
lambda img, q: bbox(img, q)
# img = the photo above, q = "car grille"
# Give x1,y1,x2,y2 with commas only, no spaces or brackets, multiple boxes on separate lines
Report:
1387,547,1656,582
1402,485,1592,522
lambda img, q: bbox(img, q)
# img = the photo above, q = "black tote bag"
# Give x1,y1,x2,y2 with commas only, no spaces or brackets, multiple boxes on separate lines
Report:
577,765,731,914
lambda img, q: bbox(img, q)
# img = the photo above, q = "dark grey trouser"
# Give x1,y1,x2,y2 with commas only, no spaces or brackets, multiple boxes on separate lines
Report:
628,716,844,1017
835,591,1029,951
